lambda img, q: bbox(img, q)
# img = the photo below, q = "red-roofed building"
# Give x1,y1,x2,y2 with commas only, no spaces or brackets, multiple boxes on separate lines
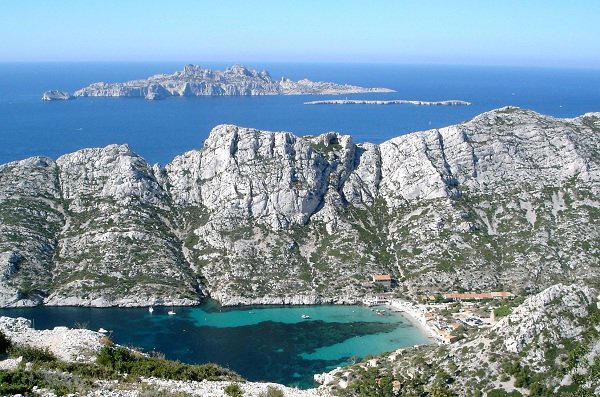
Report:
372,274,392,288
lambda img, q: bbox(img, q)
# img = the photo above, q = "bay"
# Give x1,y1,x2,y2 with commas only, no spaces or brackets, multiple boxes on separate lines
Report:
0,304,430,388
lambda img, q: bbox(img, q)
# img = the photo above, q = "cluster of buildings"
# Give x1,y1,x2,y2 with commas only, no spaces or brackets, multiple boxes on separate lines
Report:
421,310,463,344
367,275,512,344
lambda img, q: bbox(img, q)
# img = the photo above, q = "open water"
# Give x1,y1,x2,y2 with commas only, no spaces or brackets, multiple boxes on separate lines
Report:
0,303,429,387
1,62,599,165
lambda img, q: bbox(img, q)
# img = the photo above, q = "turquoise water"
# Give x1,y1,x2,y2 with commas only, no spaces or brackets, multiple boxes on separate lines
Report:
0,304,429,387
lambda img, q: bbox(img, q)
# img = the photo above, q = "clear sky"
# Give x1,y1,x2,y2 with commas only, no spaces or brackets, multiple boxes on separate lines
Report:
1,0,599,68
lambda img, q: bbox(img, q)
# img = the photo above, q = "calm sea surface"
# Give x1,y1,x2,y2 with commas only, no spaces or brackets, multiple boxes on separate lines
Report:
0,304,429,387
1,62,599,165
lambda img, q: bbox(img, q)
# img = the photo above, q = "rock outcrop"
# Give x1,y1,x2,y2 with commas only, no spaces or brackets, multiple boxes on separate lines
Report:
0,316,103,362
69,64,394,99
0,107,599,306
42,90,73,101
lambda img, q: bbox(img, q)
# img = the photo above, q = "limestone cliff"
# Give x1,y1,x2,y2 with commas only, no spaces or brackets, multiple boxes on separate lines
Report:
0,107,598,306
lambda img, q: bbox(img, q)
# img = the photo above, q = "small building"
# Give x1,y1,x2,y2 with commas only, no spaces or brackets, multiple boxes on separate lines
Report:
372,274,392,288
442,334,461,344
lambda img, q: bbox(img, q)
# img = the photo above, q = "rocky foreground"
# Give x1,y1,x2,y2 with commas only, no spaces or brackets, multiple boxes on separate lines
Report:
64,64,394,99
0,107,599,307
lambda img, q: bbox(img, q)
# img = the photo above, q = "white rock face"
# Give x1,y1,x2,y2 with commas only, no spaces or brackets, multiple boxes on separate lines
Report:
0,316,103,362
0,107,599,306
142,378,330,397
56,144,166,207
72,64,394,99
42,90,73,101
167,125,334,229
494,284,596,357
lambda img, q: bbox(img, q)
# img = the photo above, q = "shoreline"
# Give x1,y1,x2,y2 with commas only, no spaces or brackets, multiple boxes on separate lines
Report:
387,299,443,343
0,293,362,309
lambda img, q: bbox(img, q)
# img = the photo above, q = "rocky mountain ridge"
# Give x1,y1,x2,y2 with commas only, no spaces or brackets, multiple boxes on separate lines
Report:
0,107,598,307
66,64,394,99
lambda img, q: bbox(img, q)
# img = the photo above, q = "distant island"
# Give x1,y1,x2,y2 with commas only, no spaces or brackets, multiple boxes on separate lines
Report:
304,99,471,106
41,90,73,101
43,64,395,100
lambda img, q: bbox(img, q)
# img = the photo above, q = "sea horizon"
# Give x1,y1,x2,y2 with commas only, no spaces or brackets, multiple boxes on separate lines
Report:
1,62,599,166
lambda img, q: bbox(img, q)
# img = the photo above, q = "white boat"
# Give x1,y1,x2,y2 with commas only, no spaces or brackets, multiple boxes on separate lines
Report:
98,328,108,333
301,314,310,319
168,310,176,316
148,307,154,313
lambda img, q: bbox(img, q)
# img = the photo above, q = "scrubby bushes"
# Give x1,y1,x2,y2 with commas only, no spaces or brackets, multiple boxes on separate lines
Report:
258,386,284,397
2,343,240,394
8,344,57,363
224,383,244,397
95,346,241,382
494,306,512,317
0,369,46,395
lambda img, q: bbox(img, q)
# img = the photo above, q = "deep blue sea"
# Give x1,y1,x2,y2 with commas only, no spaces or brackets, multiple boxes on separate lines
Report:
0,304,429,387
1,62,599,165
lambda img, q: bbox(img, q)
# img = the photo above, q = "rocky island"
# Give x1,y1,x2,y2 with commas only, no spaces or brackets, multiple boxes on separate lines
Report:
51,64,395,100
41,90,73,101
304,99,472,106
0,107,598,308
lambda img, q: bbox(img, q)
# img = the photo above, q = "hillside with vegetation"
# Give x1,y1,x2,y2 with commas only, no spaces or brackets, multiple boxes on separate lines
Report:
0,108,598,307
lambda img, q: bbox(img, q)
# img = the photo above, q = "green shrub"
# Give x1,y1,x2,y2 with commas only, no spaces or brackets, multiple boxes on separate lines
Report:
346,367,395,397
9,344,57,363
429,384,459,397
487,390,523,397
0,369,46,395
494,306,512,317
258,386,284,397
96,346,240,382
0,330,11,354
224,383,244,397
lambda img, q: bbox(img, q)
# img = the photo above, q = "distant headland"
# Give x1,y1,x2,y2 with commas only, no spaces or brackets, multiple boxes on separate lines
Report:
304,99,472,106
42,64,395,100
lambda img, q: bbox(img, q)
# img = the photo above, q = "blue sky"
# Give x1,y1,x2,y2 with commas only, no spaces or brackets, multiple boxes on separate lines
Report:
1,0,599,68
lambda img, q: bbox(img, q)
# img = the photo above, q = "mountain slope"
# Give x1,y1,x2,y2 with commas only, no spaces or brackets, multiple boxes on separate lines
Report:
0,108,598,306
